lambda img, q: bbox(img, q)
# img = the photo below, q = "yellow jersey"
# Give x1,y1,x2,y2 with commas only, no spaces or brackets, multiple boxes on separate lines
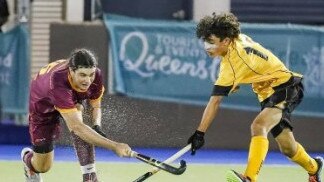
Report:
213,34,302,102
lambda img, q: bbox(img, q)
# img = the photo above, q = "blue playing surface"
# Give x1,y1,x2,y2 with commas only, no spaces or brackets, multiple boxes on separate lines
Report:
1,144,323,165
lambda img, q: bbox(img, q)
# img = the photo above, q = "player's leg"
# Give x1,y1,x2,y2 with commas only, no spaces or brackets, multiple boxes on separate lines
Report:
227,107,282,182
246,107,283,181
73,102,98,182
274,80,323,181
22,119,60,181
275,128,323,181
22,148,54,173
275,129,318,171
72,133,98,182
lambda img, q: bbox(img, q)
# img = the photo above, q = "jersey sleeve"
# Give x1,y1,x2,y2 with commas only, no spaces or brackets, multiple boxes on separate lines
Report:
212,62,235,96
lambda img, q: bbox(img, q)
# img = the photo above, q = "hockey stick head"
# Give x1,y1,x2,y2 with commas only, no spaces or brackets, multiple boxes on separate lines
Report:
132,145,191,181
132,152,187,175
146,158,186,175
175,160,187,174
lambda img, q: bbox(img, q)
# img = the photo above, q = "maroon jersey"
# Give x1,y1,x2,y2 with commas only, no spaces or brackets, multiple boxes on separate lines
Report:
29,60,104,125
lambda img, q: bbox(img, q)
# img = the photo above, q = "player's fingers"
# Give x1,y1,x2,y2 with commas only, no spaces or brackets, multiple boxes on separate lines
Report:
130,150,137,157
125,148,133,157
120,144,132,157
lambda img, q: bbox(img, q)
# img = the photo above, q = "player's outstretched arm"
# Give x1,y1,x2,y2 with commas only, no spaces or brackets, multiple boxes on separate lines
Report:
197,95,223,132
188,95,223,155
61,110,132,157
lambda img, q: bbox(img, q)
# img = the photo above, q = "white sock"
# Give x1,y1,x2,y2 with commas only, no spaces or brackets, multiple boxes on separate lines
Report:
80,163,96,174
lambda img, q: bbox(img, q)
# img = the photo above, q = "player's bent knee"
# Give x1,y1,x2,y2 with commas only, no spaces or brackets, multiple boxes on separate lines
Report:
250,122,267,136
32,143,54,173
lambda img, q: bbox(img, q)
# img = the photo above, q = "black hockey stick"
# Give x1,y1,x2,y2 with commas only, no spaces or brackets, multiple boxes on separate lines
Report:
133,144,191,182
131,150,187,175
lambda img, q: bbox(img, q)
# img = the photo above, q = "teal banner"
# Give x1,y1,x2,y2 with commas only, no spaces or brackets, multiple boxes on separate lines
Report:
104,14,324,117
0,25,30,115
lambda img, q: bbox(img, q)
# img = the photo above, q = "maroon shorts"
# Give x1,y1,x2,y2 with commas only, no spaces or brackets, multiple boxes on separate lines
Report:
29,114,61,147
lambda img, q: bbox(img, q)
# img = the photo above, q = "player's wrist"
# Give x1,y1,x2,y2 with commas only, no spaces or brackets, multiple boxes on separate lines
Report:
92,124,100,128
92,125,107,137
195,130,205,136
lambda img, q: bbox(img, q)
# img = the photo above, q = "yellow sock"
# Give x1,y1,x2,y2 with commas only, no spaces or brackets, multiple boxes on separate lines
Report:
244,136,269,182
290,143,318,174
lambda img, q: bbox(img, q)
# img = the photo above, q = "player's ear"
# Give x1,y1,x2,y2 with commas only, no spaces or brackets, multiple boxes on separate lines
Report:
222,37,231,46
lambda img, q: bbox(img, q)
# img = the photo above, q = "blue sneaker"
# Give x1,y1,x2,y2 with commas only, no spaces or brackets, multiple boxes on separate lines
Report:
309,156,323,182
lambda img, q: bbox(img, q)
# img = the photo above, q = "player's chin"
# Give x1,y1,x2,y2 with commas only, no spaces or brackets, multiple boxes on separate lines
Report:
80,85,90,91
207,53,215,58
206,51,215,57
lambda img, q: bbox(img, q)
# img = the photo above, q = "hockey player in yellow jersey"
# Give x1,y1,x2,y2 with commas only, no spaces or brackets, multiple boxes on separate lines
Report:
187,13,323,182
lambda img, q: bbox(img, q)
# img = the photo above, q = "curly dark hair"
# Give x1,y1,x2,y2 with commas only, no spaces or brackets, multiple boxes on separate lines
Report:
196,12,240,41
68,48,98,71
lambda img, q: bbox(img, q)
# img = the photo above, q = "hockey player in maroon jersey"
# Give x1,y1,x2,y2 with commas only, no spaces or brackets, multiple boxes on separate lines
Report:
21,49,132,182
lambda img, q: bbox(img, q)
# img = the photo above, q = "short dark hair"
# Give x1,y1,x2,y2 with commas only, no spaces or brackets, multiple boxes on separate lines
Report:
68,49,97,71
196,12,240,41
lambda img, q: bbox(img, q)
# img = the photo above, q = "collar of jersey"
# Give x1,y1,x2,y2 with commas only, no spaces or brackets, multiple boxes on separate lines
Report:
222,41,237,59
